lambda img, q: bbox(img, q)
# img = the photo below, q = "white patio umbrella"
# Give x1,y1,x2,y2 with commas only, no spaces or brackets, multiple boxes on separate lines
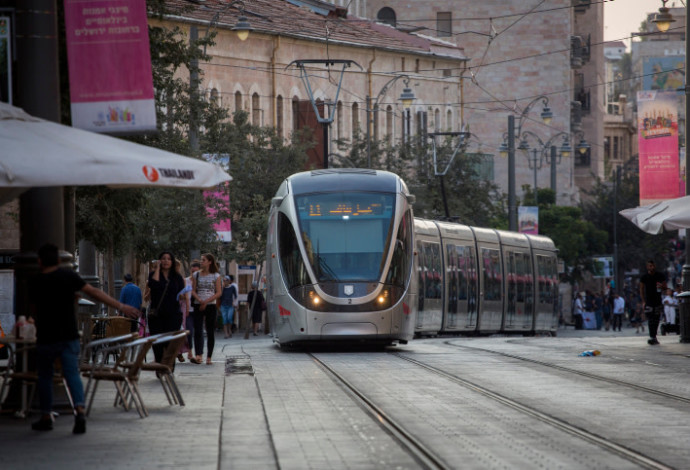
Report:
0,102,231,205
619,195,690,235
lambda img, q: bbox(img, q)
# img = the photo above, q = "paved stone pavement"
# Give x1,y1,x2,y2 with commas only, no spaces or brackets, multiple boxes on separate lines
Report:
0,325,687,469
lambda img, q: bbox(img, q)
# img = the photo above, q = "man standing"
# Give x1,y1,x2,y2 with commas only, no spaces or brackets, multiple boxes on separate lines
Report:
612,292,625,332
640,259,667,345
30,244,140,433
119,273,142,332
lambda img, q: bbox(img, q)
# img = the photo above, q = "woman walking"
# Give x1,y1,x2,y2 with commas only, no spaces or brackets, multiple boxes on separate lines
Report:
147,251,186,363
191,253,222,364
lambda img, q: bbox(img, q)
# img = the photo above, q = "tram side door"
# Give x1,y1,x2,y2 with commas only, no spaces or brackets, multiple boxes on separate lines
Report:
416,240,425,329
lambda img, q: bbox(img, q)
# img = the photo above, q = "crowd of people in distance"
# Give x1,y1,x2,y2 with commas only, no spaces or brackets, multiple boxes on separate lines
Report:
570,259,683,345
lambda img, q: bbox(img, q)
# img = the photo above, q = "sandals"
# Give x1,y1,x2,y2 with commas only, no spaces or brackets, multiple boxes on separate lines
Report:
177,354,185,363
189,356,202,364
206,357,213,365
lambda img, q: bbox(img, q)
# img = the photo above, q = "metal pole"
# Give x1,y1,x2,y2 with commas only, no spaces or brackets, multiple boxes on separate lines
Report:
440,175,450,219
532,149,538,207
323,123,329,169
550,145,557,193
680,6,690,343
508,115,517,231
366,95,371,168
614,166,619,295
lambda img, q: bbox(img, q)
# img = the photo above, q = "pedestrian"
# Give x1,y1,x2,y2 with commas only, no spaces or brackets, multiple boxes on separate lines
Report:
29,243,140,434
191,253,222,365
602,291,612,331
572,292,584,330
246,281,266,336
119,273,142,332
594,291,604,330
662,288,677,331
147,251,186,362
220,275,238,338
612,291,625,332
639,259,667,345
182,260,200,361
174,260,191,362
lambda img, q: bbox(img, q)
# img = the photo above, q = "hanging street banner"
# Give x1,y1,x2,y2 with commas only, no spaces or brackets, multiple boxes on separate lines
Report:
203,154,232,242
64,0,156,134
637,90,681,206
518,206,538,235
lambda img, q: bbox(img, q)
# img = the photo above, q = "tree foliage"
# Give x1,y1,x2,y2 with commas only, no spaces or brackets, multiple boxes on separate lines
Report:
581,170,674,277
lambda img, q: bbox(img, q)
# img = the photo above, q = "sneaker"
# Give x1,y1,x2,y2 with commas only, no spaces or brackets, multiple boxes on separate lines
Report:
31,417,53,431
648,338,660,345
73,413,86,434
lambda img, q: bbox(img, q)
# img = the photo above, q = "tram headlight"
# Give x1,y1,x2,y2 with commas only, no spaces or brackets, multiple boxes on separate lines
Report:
377,290,389,306
308,290,322,307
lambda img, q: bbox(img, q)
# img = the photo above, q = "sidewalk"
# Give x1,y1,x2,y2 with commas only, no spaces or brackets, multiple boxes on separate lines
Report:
0,332,271,470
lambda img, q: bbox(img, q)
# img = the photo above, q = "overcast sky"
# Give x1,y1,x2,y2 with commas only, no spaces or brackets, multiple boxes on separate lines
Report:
604,0,660,47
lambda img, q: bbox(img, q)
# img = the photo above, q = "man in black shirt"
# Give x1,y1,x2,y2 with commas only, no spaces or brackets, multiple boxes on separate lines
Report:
639,259,667,345
30,244,139,434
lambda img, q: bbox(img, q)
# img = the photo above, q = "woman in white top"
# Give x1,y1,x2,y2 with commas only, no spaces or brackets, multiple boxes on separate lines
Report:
191,253,222,365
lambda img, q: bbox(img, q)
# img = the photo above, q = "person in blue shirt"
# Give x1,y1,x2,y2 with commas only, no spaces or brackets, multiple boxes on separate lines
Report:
119,273,142,331
220,275,238,338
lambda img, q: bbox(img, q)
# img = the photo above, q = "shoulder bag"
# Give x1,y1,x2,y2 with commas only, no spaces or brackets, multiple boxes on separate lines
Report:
147,278,170,319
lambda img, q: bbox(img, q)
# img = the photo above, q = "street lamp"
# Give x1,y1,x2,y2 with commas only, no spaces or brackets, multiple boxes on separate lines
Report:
497,96,559,230
516,131,574,205
366,75,416,168
654,2,690,343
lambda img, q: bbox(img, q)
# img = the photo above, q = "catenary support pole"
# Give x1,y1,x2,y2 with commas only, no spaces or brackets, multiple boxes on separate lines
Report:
508,115,517,231
681,7,690,343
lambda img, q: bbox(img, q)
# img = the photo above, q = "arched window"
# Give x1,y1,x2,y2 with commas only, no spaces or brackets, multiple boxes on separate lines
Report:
351,102,359,136
386,105,393,143
210,88,219,105
377,7,396,27
276,95,284,138
336,101,343,140
446,109,452,131
252,92,260,126
434,109,440,132
292,96,299,133
235,91,242,114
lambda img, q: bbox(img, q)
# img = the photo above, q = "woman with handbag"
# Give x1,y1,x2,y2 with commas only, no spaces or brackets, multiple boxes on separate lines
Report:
191,253,222,365
147,251,185,362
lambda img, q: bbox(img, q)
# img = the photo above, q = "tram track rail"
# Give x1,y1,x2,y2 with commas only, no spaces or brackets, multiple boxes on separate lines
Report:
442,341,690,406
308,353,452,470
392,352,674,470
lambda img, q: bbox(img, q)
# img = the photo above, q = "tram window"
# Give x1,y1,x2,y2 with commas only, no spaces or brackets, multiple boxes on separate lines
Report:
466,246,477,314
417,240,425,311
456,246,468,301
386,210,413,288
278,213,310,289
507,252,516,314
424,243,442,300
482,248,501,301
523,252,533,312
446,245,458,313
537,255,552,304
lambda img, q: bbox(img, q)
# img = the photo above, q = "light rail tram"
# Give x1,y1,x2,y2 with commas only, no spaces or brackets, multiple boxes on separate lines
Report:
266,169,559,347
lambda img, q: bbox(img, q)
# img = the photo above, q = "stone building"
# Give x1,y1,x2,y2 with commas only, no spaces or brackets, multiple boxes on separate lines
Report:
162,0,469,169
332,0,606,205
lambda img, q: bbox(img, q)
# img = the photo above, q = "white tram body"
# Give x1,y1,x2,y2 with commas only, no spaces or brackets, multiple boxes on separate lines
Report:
266,169,559,347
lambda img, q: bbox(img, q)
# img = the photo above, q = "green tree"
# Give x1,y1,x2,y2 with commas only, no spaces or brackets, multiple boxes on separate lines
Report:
521,185,608,281
581,171,673,279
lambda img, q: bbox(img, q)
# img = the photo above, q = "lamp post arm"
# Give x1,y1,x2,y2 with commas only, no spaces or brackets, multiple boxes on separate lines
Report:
515,96,550,138
372,74,410,108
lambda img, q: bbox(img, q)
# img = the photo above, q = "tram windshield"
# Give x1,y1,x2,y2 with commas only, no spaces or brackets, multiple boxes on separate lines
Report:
295,192,396,282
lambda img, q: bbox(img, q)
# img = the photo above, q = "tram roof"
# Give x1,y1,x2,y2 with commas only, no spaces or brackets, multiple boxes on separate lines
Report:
289,169,400,195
